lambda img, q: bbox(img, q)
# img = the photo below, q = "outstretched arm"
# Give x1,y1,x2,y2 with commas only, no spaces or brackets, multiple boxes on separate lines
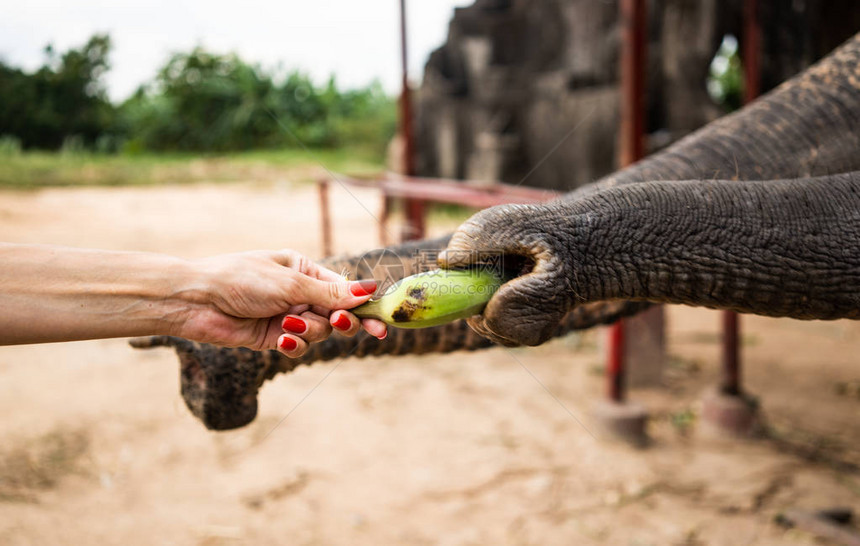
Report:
0,244,384,350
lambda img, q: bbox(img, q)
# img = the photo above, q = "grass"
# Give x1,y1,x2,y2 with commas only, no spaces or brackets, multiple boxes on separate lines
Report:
0,147,385,189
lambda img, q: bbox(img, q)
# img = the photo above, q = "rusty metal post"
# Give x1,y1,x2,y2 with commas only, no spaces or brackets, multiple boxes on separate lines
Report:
703,0,761,437
721,310,740,394
720,0,760,395
399,0,425,242
608,321,626,402
619,0,647,166
592,0,650,447
743,0,761,105
608,0,647,402
379,194,391,247
318,179,333,257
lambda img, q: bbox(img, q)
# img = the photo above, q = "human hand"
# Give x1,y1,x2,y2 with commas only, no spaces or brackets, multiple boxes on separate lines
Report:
177,249,387,354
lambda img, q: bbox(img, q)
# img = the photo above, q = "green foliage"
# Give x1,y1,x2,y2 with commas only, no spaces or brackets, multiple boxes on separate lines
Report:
0,35,396,157
118,48,396,154
120,49,280,152
0,35,116,149
708,35,744,112
0,135,23,156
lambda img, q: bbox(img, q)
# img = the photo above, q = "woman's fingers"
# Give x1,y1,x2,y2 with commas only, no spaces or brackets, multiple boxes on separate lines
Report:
281,312,332,344
279,310,385,353
330,310,360,337
360,318,387,339
294,276,378,311
330,309,381,338
276,333,308,358
310,305,331,317
287,303,310,316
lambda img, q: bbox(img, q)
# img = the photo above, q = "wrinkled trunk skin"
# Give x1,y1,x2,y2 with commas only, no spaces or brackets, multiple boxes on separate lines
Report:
135,33,860,430
567,172,860,319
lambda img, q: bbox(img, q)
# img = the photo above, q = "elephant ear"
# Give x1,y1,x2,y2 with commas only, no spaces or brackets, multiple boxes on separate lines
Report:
438,204,575,347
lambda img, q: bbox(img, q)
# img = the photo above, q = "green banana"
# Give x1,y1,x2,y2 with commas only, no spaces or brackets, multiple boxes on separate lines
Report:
351,268,506,328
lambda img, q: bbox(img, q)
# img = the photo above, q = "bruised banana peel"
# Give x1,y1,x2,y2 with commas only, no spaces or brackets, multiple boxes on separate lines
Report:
351,269,507,328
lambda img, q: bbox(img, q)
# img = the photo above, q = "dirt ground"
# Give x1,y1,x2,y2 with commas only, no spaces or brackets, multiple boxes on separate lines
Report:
0,179,858,546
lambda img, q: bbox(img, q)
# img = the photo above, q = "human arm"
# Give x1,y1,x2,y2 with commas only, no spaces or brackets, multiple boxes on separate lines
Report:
0,244,386,352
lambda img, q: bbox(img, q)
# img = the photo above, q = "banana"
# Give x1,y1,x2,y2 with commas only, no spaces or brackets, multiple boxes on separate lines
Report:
351,268,506,328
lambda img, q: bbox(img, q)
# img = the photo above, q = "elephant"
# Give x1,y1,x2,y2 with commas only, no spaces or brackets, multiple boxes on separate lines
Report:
133,32,860,430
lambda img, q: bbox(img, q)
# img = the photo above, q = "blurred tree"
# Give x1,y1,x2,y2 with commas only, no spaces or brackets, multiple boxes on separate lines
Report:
119,48,395,153
1,36,395,154
150,49,278,150
120,48,395,153
707,35,744,112
0,35,115,149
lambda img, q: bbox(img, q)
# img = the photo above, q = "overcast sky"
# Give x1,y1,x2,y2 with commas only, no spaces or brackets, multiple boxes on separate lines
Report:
0,0,473,101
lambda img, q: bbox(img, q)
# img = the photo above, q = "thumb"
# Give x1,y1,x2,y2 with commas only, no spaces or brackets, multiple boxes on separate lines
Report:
295,277,378,310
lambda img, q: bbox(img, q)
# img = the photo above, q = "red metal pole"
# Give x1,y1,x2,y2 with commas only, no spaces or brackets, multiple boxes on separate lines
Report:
379,194,391,247
399,0,425,241
619,0,647,166
743,0,761,106
721,0,760,395
609,0,647,402
721,310,740,394
608,319,626,402
318,179,333,257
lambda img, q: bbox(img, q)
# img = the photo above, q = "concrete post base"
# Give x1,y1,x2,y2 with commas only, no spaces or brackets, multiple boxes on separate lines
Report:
624,306,666,388
700,388,760,437
591,400,649,448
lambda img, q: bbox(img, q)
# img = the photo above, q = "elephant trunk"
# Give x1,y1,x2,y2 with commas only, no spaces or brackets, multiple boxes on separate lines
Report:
566,173,860,320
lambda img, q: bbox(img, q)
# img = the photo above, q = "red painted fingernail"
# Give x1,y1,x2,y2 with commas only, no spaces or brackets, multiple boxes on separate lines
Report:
349,280,377,297
279,336,297,351
377,330,388,340
332,312,352,331
282,316,307,334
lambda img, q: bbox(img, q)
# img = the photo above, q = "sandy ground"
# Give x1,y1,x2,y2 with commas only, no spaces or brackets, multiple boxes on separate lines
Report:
0,180,858,546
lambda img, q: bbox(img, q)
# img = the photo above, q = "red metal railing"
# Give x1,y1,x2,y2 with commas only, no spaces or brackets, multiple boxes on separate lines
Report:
398,0,425,241
316,174,559,256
